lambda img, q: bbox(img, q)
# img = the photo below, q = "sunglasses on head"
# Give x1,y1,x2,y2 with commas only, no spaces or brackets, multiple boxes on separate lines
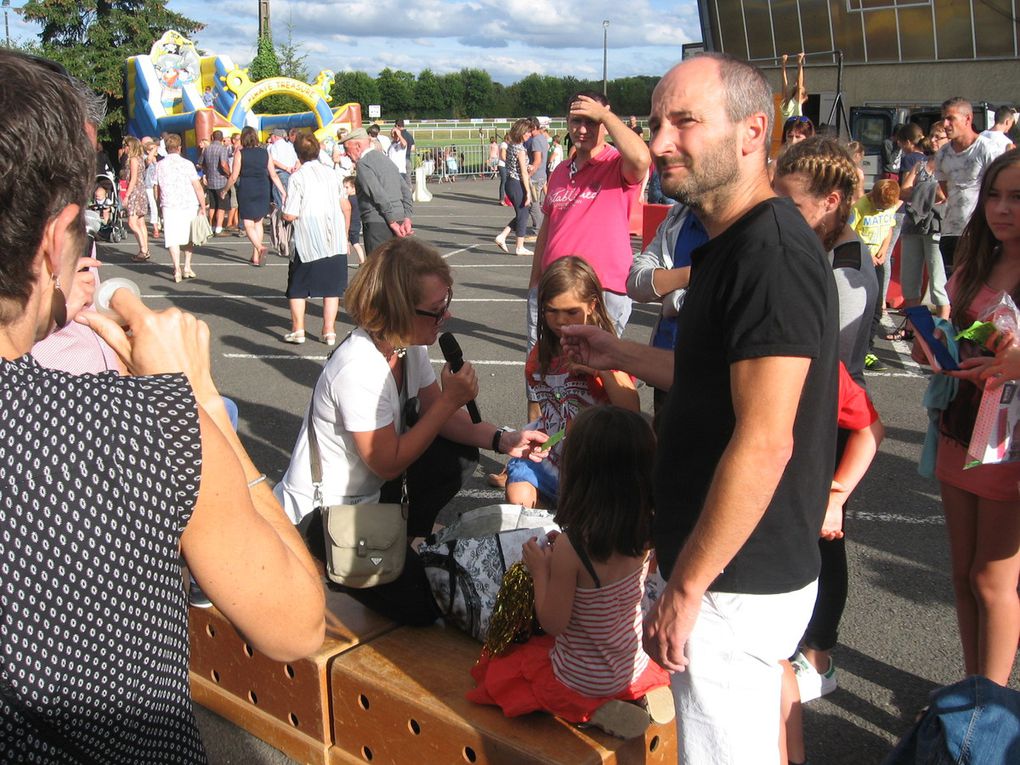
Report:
784,116,811,126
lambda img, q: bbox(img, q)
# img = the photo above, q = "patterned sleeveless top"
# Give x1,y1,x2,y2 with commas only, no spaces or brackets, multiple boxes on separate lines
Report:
507,142,525,181
0,356,205,763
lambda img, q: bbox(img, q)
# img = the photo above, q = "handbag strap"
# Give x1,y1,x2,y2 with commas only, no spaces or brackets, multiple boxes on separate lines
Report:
306,331,407,507
307,332,354,507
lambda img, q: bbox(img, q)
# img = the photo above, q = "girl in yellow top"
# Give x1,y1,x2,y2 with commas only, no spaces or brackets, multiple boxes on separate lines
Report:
851,179,902,369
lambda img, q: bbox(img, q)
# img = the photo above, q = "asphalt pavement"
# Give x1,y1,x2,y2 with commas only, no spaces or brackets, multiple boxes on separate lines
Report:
92,178,1017,764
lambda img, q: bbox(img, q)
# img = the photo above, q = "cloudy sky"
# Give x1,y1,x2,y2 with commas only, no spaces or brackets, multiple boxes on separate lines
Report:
10,0,702,85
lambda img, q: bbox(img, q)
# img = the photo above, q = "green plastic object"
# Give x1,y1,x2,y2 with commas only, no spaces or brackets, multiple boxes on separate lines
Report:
955,321,996,347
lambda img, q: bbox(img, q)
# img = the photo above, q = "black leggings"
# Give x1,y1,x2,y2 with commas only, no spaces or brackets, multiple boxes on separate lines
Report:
801,531,848,652
801,431,851,652
298,436,479,626
504,178,528,237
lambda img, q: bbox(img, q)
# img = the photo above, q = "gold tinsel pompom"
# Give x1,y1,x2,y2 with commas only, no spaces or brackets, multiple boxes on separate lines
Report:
483,561,536,656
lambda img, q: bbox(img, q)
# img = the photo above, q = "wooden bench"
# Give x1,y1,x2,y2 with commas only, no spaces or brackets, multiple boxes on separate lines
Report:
189,589,397,765
328,625,677,765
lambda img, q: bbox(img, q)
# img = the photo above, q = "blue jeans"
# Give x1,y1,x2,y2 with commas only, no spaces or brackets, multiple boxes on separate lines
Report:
883,676,1020,764
273,170,290,209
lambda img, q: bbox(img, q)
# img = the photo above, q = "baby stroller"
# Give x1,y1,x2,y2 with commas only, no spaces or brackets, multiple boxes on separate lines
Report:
90,173,126,243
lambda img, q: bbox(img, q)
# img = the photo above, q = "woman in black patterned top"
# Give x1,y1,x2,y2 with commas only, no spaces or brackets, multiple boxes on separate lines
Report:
0,51,324,764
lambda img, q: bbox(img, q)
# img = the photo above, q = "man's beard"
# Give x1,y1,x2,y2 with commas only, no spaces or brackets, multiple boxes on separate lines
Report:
657,132,739,210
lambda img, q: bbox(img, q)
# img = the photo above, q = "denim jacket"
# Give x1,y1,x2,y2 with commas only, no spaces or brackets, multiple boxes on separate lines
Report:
883,675,1020,764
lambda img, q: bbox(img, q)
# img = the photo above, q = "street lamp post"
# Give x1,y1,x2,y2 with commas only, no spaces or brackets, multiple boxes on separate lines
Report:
602,20,610,96
3,0,11,49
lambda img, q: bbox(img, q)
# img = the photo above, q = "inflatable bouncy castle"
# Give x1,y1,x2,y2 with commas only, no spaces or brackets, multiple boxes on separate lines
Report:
125,31,362,161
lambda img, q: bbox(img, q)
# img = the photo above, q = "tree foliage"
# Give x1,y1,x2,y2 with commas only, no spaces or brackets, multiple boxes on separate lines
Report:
438,73,465,118
247,33,304,114
376,68,414,117
275,19,309,82
248,33,280,82
413,69,444,118
330,71,380,116
460,69,495,117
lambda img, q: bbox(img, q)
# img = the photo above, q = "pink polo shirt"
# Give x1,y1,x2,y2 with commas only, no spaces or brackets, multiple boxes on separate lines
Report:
541,144,641,294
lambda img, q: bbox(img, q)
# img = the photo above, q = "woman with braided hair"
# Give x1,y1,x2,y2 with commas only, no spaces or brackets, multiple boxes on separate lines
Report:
772,137,884,765
775,137,878,384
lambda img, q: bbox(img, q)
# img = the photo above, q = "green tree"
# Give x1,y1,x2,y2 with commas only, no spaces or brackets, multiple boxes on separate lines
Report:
275,18,309,82
414,69,444,118
376,67,414,117
330,70,380,116
248,32,280,82
438,73,465,118
460,68,494,118
490,83,516,119
19,0,202,132
607,76,656,117
247,33,304,115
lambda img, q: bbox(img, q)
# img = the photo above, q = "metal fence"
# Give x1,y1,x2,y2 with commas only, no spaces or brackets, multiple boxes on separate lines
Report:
407,120,568,144
414,144,498,183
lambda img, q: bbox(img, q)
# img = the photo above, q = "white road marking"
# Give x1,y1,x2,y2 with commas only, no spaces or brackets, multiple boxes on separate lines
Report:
442,244,481,258
847,511,944,525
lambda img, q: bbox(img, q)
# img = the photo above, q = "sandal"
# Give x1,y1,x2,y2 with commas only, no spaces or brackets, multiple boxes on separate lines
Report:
885,320,915,342
885,328,914,341
184,269,197,279
173,268,182,284
132,251,151,262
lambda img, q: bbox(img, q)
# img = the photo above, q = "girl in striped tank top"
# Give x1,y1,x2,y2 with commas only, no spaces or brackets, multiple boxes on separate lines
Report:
468,406,673,738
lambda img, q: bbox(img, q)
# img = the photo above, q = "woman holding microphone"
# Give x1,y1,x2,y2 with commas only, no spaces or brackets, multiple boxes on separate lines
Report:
276,237,548,625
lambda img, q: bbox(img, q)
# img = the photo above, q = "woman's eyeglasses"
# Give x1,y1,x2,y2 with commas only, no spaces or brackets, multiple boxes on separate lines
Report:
414,288,453,326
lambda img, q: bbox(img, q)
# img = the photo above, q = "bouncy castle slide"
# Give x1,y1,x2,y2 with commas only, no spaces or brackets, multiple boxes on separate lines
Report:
125,31,361,162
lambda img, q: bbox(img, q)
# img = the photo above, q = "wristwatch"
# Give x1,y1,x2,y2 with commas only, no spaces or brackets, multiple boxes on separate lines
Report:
491,426,512,454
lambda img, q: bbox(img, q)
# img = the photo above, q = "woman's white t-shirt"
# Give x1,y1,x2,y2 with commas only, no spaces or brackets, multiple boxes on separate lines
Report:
275,328,436,522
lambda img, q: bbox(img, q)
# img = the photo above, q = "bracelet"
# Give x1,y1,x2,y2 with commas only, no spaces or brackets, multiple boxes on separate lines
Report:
247,473,267,489
491,427,511,454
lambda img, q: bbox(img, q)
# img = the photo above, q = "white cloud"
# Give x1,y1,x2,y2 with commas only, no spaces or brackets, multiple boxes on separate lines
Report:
8,0,700,85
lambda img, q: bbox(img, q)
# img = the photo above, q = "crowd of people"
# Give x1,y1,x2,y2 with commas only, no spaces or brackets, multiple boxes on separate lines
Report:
1,46,1018,764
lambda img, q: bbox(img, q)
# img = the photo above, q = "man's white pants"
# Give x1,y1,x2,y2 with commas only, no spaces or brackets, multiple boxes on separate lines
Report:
671,580,818,764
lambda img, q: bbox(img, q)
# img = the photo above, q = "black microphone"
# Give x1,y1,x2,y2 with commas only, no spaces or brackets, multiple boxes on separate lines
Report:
439,332,482,424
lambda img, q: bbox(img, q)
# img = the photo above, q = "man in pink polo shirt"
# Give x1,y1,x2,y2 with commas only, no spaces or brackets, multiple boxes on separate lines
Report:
526,90,650,347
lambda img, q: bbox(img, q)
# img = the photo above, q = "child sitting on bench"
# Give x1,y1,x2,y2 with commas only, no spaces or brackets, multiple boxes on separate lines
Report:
468,405,673,739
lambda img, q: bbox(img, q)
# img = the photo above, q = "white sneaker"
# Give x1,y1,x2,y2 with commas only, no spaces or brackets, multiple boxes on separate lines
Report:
791,651,837,702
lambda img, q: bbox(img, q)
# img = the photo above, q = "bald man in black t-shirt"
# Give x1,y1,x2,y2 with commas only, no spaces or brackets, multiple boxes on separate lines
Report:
560,54,838,762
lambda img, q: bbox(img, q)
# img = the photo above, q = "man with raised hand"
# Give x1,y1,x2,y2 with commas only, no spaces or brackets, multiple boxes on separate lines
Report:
527,90,650,349
559,54,838,763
